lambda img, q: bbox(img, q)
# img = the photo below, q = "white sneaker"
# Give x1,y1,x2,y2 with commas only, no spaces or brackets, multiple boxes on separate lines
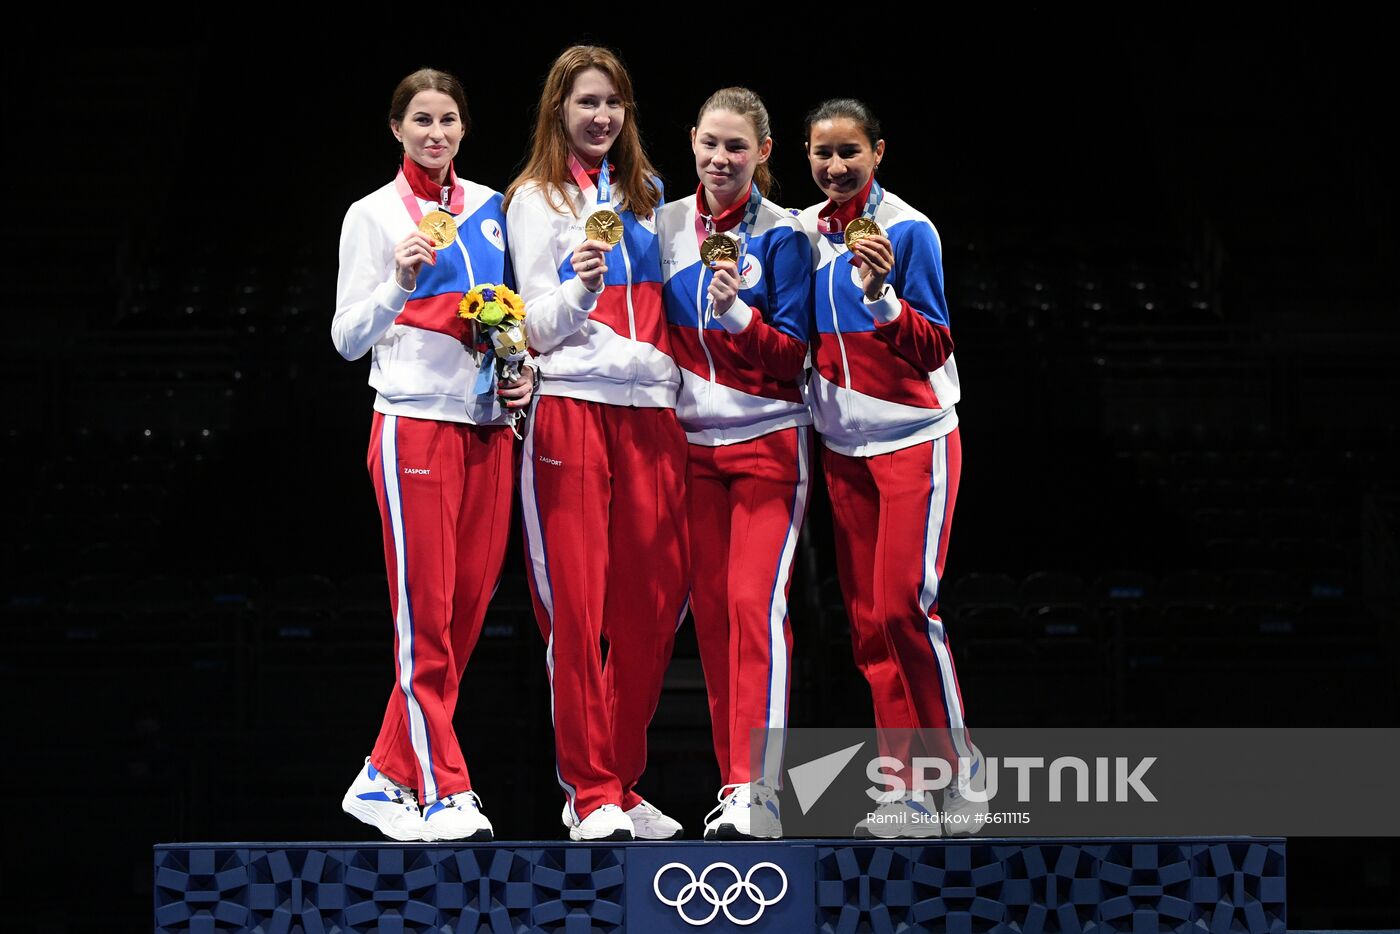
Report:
569,803,634,841
703,783,782,840
626,799,683,840
853,791,943,839
421,791,494,842
941,758,989,836
702,783,742,839
341,757,425,842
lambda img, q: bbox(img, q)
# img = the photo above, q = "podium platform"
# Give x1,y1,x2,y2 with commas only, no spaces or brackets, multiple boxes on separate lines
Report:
154,837,1285,933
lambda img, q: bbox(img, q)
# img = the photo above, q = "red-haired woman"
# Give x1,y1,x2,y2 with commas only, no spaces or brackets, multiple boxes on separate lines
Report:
333,68,533,842
505,45,686,841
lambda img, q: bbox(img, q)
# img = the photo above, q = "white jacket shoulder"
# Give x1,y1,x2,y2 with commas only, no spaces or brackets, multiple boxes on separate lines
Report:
797,202,824,226
458,178,503,215
757,198,803,234
880,190,935,228
345,180,401,218
656,194,697,235
507,179,576,218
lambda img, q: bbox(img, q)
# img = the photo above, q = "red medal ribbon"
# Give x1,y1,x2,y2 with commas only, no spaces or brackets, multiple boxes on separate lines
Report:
568,154,616,204
816,174,874,236
693,184,751,253
395,156,465,224
567,154,597,200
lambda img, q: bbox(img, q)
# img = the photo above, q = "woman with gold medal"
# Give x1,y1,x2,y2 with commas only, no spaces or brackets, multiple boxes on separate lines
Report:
504,46,687,841
797,98,985,838
331,68,534,842
655,88,813,839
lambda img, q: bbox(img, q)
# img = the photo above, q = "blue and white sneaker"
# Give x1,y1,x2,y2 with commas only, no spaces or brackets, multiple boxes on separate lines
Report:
703,783,782,840
853,790,943,839
341,757,425,842
421,791,494,842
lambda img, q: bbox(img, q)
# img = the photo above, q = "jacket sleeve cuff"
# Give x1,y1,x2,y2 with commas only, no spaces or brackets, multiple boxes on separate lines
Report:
866,285,902,324
564,275,601,313
716,299,754,334
374,277,414,315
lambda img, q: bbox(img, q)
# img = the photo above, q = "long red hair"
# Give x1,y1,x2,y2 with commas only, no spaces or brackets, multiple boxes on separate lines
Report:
505,45,661,218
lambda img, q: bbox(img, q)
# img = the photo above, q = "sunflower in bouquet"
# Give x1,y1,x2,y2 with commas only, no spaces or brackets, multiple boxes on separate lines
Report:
459,284,528,380
459,284,531,431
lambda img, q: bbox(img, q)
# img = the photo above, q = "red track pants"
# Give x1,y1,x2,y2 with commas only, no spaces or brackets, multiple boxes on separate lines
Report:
688,426,811,787
366,412,515,805
822,429,976,769
520,396,690,820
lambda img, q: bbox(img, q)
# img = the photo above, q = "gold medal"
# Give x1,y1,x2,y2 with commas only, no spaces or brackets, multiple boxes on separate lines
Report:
419,210,458,250
843,216,882,249
585,209,624,245
700,233,739,266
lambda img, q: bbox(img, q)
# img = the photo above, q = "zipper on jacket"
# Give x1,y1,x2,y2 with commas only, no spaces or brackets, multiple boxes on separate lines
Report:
456,237,476,289
828,261,852,389
828,257,862,438
695,267,717,384
619,230,638,387
455,219,482,385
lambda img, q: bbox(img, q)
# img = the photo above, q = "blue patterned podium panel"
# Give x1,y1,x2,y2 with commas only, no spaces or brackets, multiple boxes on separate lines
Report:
153,838,1285,933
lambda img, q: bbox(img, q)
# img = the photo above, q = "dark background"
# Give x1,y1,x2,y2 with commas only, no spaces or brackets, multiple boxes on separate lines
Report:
3,23,1397,929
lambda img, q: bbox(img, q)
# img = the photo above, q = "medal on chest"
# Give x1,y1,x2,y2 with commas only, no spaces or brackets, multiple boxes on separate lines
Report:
419,210,457,249
694,183,762,325
823,178,886,254
572,155,625,244
397,173,462,250
700,233,738,266
843,215,881,248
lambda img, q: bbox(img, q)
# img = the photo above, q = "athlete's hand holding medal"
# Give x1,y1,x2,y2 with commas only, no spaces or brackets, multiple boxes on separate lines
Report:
698,182,762,324
700,235,740,324
571,231,615,292
393,178,461,290
846,221,894,303
841,181,893,302
394,230,439,290
570,156,625,292
705,256,742,316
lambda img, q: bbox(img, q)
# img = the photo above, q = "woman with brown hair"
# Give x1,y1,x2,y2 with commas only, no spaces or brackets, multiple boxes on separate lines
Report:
505,45,687,841
656,87,813,839
333,68,533,842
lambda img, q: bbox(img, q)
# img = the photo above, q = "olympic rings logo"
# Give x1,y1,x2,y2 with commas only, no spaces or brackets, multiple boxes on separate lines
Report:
652,861,788,926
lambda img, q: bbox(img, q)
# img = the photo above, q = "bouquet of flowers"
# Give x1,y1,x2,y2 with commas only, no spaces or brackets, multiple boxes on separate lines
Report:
459,284,530,432
458,284,528,381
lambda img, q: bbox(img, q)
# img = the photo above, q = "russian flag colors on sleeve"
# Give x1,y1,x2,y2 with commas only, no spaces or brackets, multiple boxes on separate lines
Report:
799,189,960,458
